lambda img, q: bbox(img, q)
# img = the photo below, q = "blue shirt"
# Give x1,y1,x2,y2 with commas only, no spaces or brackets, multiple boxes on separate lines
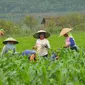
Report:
69,37,76,47
22,50,36,56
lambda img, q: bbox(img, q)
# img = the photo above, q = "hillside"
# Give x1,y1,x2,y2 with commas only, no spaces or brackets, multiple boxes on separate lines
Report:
0,0,85,13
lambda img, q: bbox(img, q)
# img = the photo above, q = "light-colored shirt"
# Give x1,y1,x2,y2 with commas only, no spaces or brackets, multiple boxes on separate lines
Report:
36,39,50,56
66,37,70,46
1,44,16,57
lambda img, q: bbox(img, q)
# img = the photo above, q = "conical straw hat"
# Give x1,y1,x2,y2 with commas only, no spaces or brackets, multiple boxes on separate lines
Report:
60,28,72,36
0,29,4,31
3,37,19,44
33,30,50,39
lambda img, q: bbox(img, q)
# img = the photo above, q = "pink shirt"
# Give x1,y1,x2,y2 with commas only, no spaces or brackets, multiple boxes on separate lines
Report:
66,37,70,46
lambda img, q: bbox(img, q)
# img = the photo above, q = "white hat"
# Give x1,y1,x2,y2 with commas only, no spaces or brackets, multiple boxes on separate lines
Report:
60,28,72,36
33,30,50,39
3,37,19,44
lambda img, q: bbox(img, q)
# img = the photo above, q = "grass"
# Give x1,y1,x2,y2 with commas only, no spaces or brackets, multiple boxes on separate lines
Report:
0,31,84,51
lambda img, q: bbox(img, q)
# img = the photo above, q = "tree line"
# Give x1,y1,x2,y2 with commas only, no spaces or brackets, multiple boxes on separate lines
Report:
0,13,85,36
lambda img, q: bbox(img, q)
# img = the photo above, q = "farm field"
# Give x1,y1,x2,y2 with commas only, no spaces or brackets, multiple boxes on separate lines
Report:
0,31,85,85
0,0,85,84
0,31,84,51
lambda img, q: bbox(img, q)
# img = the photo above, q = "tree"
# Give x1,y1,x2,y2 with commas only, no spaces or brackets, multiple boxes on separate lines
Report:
24,16,38,30
0,20,20,35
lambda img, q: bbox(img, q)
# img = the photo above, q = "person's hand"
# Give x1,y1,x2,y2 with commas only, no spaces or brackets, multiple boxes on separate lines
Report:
0,31,4,36
44,45,48,48
56,56,59,60
41,44,48,48
63,46,67,48
30,54,35,61
63,45,69,48
32,46,37,50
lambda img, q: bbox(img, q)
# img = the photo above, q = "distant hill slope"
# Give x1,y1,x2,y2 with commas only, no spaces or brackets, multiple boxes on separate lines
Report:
0,0,85,13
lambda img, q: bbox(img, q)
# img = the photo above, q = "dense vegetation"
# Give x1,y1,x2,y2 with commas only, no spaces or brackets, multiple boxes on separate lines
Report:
0,13,85,36
0,0,85,21
0,0,85,13
0,1,85,84
0,49,85,85
0,32,85,85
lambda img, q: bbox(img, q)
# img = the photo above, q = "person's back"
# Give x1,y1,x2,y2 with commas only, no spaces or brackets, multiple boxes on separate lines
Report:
1,37,19,57
22,50,36,56
1,44,16,56
22,50,36,61
60,28,78,51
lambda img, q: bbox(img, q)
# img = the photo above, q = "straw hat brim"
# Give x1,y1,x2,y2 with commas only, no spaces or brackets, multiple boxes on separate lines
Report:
33,32,50,39
3,41,19,44
3,37,19,44
60,28,72,36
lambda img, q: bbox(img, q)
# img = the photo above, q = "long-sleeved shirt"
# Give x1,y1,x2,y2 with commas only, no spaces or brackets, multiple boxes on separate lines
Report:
22,50,36,56
66,37,76,47
36,39,50,56
1,44,16,57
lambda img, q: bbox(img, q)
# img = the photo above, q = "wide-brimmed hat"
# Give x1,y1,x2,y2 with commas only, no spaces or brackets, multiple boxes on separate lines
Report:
0,28,4,31
3,37,19,44
33,30,50,39
60,28,72,36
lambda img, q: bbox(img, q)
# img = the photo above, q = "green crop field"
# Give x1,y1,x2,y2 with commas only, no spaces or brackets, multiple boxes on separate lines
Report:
0,31,84,51
0,31,85,85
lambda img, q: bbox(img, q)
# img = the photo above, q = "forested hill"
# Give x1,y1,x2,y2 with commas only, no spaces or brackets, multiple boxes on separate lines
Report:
0,0,85,13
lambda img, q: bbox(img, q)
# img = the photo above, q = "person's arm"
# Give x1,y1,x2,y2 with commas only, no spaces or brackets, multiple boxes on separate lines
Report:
64,38,70,48
45,40,51,49
13,47,16,55
32,46,37,50
1,46,7,57
69,38,75,46
33,40,38,50
64,44,70,48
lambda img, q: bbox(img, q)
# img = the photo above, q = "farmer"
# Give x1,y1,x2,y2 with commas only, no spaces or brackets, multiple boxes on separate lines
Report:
0,29,4,36
1,37,19,57
33,30,51,57
51,52,59,61
60,28,78,51
22,50,36,61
